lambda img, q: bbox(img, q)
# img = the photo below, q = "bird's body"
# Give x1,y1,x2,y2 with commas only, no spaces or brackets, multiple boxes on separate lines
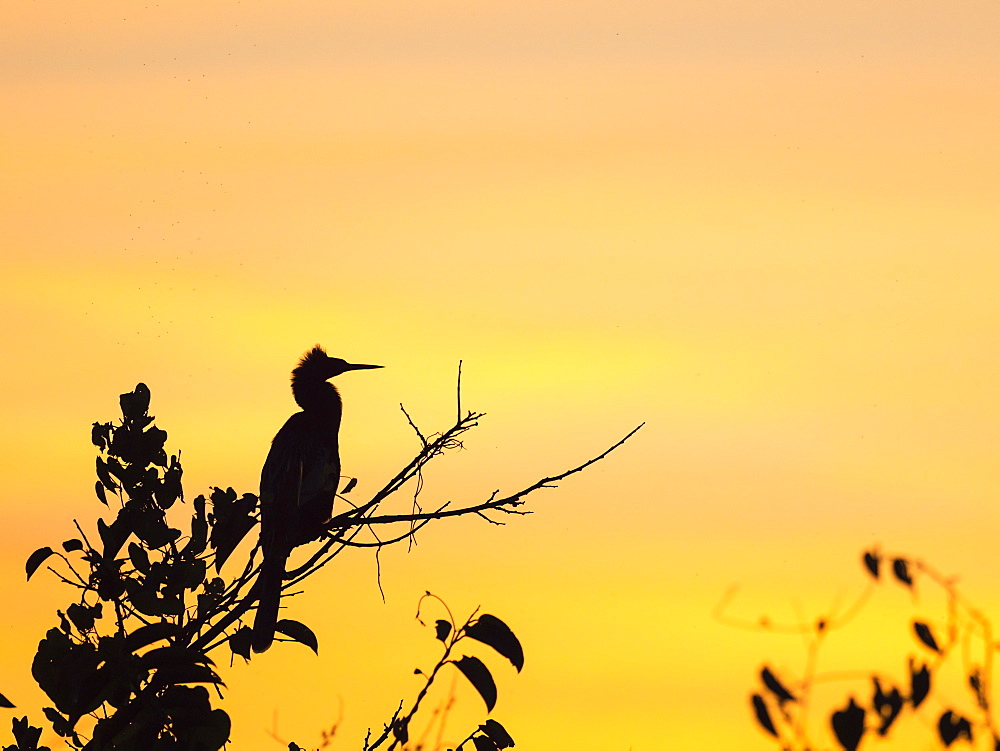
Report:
252,346,381,653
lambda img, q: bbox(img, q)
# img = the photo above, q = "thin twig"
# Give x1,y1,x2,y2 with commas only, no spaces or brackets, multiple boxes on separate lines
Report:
456,360,462,424
400,404,427,448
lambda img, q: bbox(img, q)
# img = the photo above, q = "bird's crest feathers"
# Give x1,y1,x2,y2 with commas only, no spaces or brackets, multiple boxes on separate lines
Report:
298,345,329,368
292,346,342,382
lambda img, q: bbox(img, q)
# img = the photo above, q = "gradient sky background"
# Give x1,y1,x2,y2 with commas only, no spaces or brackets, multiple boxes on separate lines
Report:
3,1,1000,748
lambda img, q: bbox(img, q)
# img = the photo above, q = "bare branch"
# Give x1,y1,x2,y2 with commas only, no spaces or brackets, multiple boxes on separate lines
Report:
339,423,645,527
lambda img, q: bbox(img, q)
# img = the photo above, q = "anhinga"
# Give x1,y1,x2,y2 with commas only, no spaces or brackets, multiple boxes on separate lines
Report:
252,345,381,653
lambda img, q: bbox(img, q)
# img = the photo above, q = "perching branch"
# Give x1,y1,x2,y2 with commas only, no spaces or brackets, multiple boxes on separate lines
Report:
284,414,643,594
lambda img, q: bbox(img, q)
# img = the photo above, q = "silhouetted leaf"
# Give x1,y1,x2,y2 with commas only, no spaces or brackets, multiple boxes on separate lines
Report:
92,421,111,450
0,692,13,709
913,621,941,653
970,669,988,710
10,716,43,750
95,480,108,505
155,686,230,751
104,456,136,492
57,611,72,635
863,550,881,579
151,663,224,688
182,494,208,560
62,539,83,552
453,656,498,712
109,422,168,468
32,628,101,716
145,427,169,467
139,645,214,671
42,707,73,737
275,619,319,654
93,558,127,601
197,591,222,622
72,658,130,719
97,516,130,561
26,547,55,581
120,383,151,420
473,735,498,751
938,710,972,746
228,627,252,660
124,622,180,653
96,457,118,492
465,614,524,672
831,697,866,751
66,603,102,633
132,507,180,549
209,491,257,572
910,659,931,707
480,719,515,749
751,694,777,737
435,620,452,642
341,477,358,494
761,666,796,705
179,558,207,590
892,558,913,587
124,577,184,617
128,542,150,574
155,454,183,508
872,677,903,736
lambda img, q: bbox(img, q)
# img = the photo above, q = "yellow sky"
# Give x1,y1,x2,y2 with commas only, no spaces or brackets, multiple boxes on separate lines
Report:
3,1,1000,748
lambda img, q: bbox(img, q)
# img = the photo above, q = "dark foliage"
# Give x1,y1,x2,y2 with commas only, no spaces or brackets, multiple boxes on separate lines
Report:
363,594,524,750
740,548,1000,751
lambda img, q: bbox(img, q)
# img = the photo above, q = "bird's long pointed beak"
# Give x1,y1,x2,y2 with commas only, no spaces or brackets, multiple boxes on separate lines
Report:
344,362,383,371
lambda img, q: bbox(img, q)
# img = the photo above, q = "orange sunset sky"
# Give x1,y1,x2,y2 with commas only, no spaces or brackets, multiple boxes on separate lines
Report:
2,1,1000,748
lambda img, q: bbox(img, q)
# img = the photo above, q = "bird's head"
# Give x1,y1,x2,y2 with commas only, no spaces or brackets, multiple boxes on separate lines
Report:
295,345,383,381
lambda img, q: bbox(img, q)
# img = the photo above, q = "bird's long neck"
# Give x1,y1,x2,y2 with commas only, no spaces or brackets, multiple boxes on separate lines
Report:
291,370,343,419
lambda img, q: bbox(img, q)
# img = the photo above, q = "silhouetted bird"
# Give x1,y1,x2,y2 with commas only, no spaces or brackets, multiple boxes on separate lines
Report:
252,346,381,653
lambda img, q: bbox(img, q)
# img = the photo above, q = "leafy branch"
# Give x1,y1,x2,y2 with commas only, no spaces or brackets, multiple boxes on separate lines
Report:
730,548,999,751
362,593,521,751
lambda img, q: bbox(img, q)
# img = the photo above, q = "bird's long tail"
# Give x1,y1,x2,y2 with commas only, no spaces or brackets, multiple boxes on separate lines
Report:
252,548,286,653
